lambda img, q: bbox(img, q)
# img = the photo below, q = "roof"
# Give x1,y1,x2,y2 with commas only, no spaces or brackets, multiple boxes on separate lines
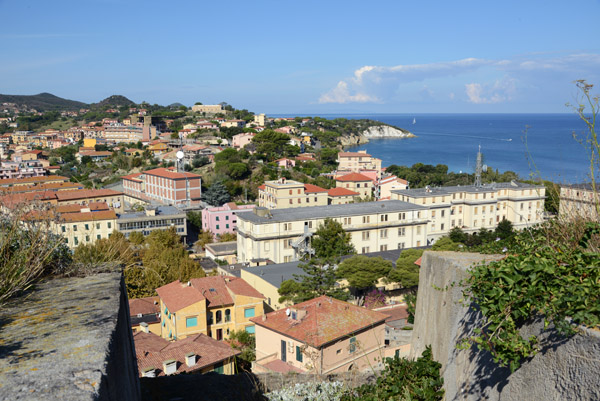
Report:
327,187,359,197
129,296,160,316
241,261,305,288
338,152,371,157
374,304,409,323
55,202,109,214
251,296,388,348
59,210,117,223
0,175,69,187
391,181,545,198
121,172,143,182
258,184,266,190
238,200,426,224
55,188,123,201
336,172,372,182
0,191,58,208
156,276,264,313
303,183,328,193
133,331,240,376
205,241,237,256
118,206,185,221
144,167,202,180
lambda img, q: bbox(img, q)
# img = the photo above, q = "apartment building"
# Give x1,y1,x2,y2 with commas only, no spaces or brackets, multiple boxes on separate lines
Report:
335,173,373,199
156,276,265,342
337,151,382,177
236,200,428,264
55,188,125,213
391,181,546,244
52,206,117,249
327,187,360,205
232,132,256,149
201,202,256,238
103,124,144,143
258,178,328,209
0,175,69,188
122,167,202,206
117,206,187,239
252,296,388,374
559,183,599,221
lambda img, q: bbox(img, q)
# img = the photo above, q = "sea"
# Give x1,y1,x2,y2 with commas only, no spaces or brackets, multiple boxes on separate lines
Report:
290,113,593,184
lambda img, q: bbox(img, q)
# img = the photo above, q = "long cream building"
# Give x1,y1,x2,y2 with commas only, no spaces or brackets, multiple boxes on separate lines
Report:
559,183,599,221
236,200,428,264
258,178,328,209
391,181,546,244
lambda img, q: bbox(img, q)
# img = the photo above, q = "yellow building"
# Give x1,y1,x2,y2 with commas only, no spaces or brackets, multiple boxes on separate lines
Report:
559,183,599,221
236,200,428,264
53,207,117,249
83,138,97,148
129,296,162,336
337,151,382,177
258,178,328,209
335,172,373,199
391,181,546,244
156,276,265,342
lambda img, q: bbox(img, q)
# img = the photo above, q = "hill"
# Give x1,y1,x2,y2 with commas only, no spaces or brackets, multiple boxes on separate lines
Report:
0,92,88,111
92,95,136,109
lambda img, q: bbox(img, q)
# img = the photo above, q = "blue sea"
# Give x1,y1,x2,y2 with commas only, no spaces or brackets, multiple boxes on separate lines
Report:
310,114,592,184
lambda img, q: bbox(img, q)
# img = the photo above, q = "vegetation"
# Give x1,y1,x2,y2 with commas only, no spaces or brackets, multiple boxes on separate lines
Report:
341,346,444,401
227,330,256,372
336,255,392,293
201,181,231,206
0,92,87,111
387,249,424,289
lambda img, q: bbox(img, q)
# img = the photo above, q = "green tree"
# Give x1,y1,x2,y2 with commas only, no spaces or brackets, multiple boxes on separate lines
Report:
311,218,355,263
431,237,460,251
128,231,145,245
336,255,392,292
227,330,256,372
388,249,424,289
201,181,231,206
448,227,467,243
251,130,290,160
217,232,237,242
187,210,202,229
494,217,514,240
194,230,214,251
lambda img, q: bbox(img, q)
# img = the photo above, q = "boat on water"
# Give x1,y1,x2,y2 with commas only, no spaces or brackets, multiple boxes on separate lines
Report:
412,118,416,124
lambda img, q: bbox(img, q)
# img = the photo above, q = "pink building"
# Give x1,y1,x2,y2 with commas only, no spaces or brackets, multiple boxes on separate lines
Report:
274,158,295,169
122,167,202,206
202,202,256,238
232,132,256,149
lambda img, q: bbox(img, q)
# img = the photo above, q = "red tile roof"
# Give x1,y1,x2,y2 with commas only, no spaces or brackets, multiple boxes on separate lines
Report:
133,331,240,377
55,188,123,201
156,276,264,313
0,175,69,187
327,187,359,197
374,304,409,323
144,167,202,180
0,191,58,208
121,172,143,182
258,184,266,190
59,210,117,223
336,172,372,182
251,296,388,348
303,183,327,193
129,296,160,316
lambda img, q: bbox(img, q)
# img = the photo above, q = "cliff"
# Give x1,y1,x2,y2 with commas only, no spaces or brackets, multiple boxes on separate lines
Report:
411,251,600,401
339,125,415,146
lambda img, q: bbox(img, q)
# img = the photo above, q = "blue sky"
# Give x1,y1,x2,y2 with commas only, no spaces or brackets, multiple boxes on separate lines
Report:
1,0,599,114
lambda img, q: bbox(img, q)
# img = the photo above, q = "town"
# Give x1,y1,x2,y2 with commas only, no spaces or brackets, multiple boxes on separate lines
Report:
0,94,596,400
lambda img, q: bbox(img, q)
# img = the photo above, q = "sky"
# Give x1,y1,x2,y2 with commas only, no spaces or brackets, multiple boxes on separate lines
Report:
1,0,599,114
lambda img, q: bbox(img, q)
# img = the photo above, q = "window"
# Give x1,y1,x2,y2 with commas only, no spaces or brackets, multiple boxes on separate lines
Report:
296,346,303,362
399,212,406,220
380,214,388,222
441,210,445,218
380,229,388,239
216,216,219,221
216,225,219,230
226,215,229,220
61,225,65,233
226,224,229,229
380,244,388,251
474,220,478,226
349,337,356,353
416,226,421,235
398,242,405,249
107,222,112,229
225,309,231,322
362,216,370,224
362,231,370,240
284,239,292,249
440,223,444,230
73,225,77,231
213,363,224,374
85,235,90,242
216,310,222,324
96,223,100,229
361,247,370,254
245,325,255,334
398,227,405,236
431,210,436,218
74,237,79,245
186,317,197,327
244,308,255,318
451,220,455,227
208,312,213,325
85,224,89,230
474,207,478,215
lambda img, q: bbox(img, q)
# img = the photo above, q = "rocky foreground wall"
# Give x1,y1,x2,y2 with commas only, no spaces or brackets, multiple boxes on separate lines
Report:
0,272,140,401
410,251,600,401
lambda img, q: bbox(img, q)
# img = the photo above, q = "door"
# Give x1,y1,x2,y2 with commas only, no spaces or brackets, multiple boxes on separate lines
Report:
281,340,287,362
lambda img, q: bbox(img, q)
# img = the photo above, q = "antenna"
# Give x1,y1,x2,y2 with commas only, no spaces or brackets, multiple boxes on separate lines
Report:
474,145,483,188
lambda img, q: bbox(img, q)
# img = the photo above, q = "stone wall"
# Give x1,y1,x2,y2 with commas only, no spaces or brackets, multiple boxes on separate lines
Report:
410,251,600,401
0,272,140,401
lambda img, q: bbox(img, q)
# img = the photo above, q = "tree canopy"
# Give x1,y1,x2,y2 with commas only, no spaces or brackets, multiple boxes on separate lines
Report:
387,249,424,289
201,181,231,206
337,255,392,291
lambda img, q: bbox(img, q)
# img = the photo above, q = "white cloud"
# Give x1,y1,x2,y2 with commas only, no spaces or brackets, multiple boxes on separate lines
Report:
318,53,600,105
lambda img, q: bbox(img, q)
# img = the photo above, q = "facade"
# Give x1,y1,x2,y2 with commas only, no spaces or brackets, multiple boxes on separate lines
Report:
258,178,328,209
129,296,161,336
104,124,144,143
201,202,256,238
117,206,187,239
337,151,382,177
391,181,546,244
191,104,224,114
133,331,239,377
327,187,360,205
252,296,388,374
236,200,428,264
232,132,256,149
156,276,265,342
122,167,202,206
52,207,117,249
559,183,599,221
220,119,246,128
335,172,374,199
376,175,409,200
205,241,237,264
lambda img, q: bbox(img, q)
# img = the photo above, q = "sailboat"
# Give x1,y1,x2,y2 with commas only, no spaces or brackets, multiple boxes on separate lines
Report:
412,118,416,125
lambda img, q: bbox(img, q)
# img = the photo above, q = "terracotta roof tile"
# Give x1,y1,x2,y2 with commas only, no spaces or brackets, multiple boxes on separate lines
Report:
129,296,160,316
327,187,359,197
0,175,69,186
144,167,202,180
59,210,117,223
55,188,123,201
251,296,387,348
336,172,372,182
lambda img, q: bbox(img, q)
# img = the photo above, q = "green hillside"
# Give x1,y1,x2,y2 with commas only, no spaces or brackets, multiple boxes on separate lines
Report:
0,92,88,111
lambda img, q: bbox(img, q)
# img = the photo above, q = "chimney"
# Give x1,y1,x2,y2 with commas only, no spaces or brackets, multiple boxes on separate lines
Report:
141,367,156,378
187,281,191,287
163,359,177,375
140,322,149,333
185,353,196,367
262,314,267,322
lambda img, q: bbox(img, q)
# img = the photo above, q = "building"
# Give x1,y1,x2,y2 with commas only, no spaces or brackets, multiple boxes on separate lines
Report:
251,296,388,374
122,167,202,206
129,296,161,335
133,331,240,377
391,181,546,244
220,119,246,128
327,187,360,205
0,175,69,188
201,202,256,238
55,188,125,213
335,172,374,199
103,124,145,143
376,175,409,200
337,151,382,177
559,183,599,221
117,206,187,239
76,150,112,162
191,104,224,114
258,178,328,209
52,206,117,249
232,132,256,149
240,261,305,312
205,241,238,264
236,200,428,264
156,276,265,342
